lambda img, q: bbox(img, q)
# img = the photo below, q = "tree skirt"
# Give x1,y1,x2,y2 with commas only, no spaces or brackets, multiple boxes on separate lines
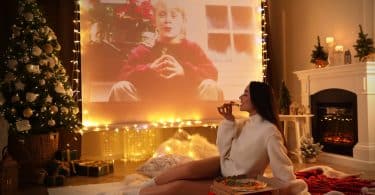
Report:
295,166,375,195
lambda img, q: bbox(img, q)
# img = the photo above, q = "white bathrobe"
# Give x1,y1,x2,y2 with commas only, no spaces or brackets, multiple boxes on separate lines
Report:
216,114,309,195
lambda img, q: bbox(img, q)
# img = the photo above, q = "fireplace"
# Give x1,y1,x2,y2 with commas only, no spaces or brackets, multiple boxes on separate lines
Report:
295,62,375,170
311,89,357,156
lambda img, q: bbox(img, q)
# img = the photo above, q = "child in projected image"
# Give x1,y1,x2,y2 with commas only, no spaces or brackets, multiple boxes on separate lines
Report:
126,81,309,195
108,0,223,102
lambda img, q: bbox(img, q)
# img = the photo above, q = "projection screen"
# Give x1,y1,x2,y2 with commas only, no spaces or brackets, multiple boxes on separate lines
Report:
80,0,263,125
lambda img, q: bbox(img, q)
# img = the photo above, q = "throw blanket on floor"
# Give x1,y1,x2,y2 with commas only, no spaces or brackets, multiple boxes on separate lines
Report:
48,166,374,195
295,166,375,195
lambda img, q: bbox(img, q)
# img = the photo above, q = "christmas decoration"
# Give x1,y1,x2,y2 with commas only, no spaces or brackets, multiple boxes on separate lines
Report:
353,25,375,62
279,81,291,115
0,0,81,135
300,137,323,162
310,36,328,68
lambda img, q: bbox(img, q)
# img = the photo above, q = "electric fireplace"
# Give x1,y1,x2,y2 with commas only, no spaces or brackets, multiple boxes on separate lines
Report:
295,62,375,170
311,89,357,156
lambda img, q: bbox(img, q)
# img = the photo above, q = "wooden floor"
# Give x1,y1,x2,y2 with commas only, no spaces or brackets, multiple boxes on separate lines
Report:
61,158,374,187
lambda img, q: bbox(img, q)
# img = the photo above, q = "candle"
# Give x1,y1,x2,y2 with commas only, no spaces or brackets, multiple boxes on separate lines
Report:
325,37,335,47
335,45,344,52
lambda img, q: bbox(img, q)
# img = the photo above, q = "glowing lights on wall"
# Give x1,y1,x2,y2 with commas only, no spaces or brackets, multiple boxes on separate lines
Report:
261,0,270,82
71,0,81,101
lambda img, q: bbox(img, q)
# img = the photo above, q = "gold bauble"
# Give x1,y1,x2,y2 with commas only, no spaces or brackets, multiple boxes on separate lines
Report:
23,108,33,118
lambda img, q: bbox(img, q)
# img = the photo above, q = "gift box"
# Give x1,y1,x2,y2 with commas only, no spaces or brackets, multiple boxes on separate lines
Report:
46,160,76,177
74,160,114,177
55,149,79,161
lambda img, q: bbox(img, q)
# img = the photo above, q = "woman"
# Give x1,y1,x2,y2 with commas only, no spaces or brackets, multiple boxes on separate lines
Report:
109,0,222,102
129,81,308,195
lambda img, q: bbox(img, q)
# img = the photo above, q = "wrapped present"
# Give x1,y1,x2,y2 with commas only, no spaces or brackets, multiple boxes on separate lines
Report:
74,160,114,177
46,160,75,177
55,149,79,161
45,175,65,186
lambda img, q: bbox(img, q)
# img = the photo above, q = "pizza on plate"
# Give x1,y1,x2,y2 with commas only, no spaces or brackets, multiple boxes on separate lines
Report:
214,176,268,192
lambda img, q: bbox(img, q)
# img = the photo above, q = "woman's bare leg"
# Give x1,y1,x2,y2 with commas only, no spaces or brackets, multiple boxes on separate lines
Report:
140,179,213,195
154,156,221,185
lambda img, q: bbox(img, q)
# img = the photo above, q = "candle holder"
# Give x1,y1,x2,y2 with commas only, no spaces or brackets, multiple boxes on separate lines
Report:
333,45,344,65
325,37,335,65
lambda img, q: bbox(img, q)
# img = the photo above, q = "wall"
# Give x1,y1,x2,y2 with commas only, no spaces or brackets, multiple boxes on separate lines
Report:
269,0,374,104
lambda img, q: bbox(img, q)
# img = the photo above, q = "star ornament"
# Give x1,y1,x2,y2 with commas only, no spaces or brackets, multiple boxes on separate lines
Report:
45,95,53,103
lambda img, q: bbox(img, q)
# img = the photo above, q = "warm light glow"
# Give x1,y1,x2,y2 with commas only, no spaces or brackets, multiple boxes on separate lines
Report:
335,45,344,52
325,36,335,47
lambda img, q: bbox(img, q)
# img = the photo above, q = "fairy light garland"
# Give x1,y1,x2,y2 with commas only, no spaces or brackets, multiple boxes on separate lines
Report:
71,0,81,101
261,0,270,83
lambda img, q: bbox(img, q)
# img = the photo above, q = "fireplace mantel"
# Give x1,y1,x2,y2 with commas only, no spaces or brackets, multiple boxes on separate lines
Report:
294,62,375,169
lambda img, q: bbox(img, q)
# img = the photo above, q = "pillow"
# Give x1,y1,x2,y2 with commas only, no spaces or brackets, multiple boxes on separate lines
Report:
136,154,193,177
153,129,219,160
137,129,219,177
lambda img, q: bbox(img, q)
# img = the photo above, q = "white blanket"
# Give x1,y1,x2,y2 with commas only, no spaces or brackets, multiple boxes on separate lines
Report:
48,174,150,195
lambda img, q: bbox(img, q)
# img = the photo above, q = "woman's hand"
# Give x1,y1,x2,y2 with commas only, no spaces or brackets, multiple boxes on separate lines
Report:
217,103,235,121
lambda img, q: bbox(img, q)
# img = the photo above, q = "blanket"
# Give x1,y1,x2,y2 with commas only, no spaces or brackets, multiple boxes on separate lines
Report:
295,166,375,195
48,166,374,195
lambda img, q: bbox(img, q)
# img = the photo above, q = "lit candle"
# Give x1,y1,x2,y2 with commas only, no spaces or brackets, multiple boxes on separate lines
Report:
325,37,335,47
335,45,344,52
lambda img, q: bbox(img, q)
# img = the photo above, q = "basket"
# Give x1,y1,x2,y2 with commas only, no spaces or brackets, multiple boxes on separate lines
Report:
8,132,59,168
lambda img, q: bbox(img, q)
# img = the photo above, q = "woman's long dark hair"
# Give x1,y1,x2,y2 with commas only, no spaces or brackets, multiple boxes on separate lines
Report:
249,81,281,133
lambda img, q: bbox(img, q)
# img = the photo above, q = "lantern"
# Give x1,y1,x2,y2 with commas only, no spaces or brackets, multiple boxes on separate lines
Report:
0,146,18,195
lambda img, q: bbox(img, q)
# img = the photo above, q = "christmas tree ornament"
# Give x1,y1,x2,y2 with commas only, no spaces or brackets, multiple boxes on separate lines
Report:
48,119,56,126
50,105,58,114
54,82,65,94
26,92,38,102
15,81,25,90
39,59,48,66
43,43,53,54
32,46,42,56
23,108,33,118
45,95,52,103
61,107,69,114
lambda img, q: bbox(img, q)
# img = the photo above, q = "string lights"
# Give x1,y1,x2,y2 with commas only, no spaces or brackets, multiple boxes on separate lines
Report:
261,0,270,83
71,0,81,102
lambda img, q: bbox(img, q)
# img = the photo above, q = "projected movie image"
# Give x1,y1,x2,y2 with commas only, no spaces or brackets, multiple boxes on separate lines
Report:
81,0,262,124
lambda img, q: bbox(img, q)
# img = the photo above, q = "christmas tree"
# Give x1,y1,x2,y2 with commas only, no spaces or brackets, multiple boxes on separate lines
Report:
310,36,328,67
353,25,375,62
0,0,80,135
279,81,291,115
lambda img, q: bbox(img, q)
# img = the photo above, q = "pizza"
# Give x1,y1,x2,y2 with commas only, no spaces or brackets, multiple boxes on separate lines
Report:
214,176,268,192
